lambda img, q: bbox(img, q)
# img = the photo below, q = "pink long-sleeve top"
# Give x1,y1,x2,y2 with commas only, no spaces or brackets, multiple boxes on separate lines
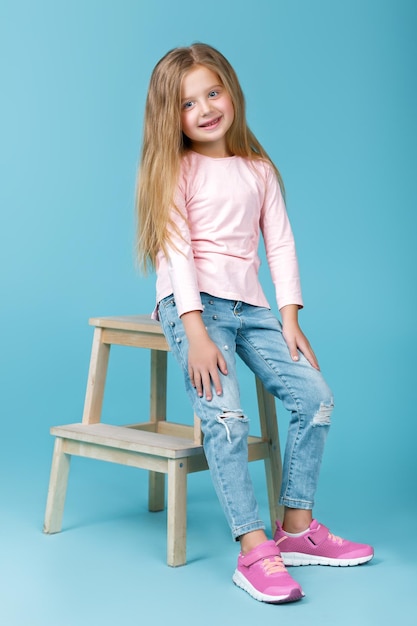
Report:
154,150,303,318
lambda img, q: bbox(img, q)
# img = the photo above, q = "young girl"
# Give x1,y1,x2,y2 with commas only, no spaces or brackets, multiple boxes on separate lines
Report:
136,43,373,604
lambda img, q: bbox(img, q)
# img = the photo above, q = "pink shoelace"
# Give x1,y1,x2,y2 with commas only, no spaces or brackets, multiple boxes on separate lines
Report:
261,556,287,575
328,531,344,545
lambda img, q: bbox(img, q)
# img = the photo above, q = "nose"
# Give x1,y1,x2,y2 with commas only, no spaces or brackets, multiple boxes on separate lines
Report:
199,98,212,116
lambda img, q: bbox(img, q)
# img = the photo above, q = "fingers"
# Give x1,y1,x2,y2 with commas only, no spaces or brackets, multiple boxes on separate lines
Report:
188,366,205,399
189,368,216,401
294,340,320,371
286,338,300,363
188,351,228,401
296,335,320,370
217,353,228,376
303,346,320,370
283,330,321,371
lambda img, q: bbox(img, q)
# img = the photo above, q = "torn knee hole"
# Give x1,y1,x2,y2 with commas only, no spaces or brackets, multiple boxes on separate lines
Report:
216,409,247,443
219,410,244,419
312,401,334,426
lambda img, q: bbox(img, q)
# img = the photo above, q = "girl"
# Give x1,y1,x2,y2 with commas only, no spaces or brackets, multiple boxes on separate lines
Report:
136,43,373,604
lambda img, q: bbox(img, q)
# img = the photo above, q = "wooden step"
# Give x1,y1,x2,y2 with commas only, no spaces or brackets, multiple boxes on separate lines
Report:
50,423,204,459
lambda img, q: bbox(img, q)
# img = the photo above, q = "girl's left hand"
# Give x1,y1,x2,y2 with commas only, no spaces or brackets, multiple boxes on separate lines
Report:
280,304,320,370
282,324,320,370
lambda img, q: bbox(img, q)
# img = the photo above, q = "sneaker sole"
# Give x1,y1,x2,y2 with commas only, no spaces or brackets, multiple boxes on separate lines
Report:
232,570,303,603
281,552,374,567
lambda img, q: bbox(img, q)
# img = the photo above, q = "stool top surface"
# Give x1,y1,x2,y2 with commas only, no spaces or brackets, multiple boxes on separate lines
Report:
89,315,163,334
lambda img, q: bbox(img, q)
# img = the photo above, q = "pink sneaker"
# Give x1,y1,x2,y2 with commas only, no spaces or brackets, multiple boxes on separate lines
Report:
274,519,374,566
232,540,303,603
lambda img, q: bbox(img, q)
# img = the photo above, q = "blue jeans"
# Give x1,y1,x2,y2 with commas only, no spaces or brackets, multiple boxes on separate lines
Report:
158,293,334,540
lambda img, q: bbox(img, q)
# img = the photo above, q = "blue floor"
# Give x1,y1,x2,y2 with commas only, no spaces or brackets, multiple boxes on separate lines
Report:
1,444,416,626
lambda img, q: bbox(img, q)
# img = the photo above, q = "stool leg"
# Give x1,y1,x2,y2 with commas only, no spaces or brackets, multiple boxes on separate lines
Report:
166,458,187,567
148,350,167,512
43,438,71,534
82,327,110,425
148,472,165,512
256,377,284,530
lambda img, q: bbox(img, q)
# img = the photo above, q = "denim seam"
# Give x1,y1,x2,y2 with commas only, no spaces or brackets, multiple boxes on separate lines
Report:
233,520,266,540
279,496,314,509
194,395,242,534
236,330,307,504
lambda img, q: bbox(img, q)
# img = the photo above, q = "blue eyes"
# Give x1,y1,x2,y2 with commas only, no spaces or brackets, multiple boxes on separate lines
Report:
182,90,220,110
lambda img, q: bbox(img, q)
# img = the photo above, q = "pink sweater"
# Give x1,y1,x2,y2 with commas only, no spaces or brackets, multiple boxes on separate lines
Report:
154,151,303,318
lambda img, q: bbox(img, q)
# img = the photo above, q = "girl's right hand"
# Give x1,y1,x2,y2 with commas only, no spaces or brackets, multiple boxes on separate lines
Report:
188,336,228,400
180,310,228,400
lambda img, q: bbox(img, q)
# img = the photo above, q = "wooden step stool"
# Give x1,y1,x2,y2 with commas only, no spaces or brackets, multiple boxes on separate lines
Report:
43,315,284,566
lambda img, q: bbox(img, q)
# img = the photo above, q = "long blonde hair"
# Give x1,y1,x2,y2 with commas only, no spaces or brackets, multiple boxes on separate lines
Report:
136,42,284,271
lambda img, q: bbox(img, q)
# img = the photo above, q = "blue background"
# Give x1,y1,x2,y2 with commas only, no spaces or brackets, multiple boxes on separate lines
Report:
1,0,416,624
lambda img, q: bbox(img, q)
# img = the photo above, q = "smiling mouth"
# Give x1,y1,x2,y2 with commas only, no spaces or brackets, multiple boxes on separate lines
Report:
199,116,222,128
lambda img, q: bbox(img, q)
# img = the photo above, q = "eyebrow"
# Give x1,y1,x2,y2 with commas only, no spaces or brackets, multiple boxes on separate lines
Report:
181,84,223,104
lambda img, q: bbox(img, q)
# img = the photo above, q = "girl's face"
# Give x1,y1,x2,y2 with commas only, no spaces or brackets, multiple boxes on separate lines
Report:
180,65,234,158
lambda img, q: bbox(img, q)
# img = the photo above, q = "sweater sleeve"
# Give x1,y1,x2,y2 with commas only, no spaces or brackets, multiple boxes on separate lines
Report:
259,164,304,310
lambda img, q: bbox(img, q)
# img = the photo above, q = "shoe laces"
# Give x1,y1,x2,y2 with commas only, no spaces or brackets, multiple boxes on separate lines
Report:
328,531,343,545
261,556,286,575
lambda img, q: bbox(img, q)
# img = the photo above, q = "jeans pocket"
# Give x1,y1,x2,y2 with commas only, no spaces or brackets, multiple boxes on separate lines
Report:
158,295,176,310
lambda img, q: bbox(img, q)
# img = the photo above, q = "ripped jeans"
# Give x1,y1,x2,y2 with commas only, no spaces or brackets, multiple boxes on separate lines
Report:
158,293,334,540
